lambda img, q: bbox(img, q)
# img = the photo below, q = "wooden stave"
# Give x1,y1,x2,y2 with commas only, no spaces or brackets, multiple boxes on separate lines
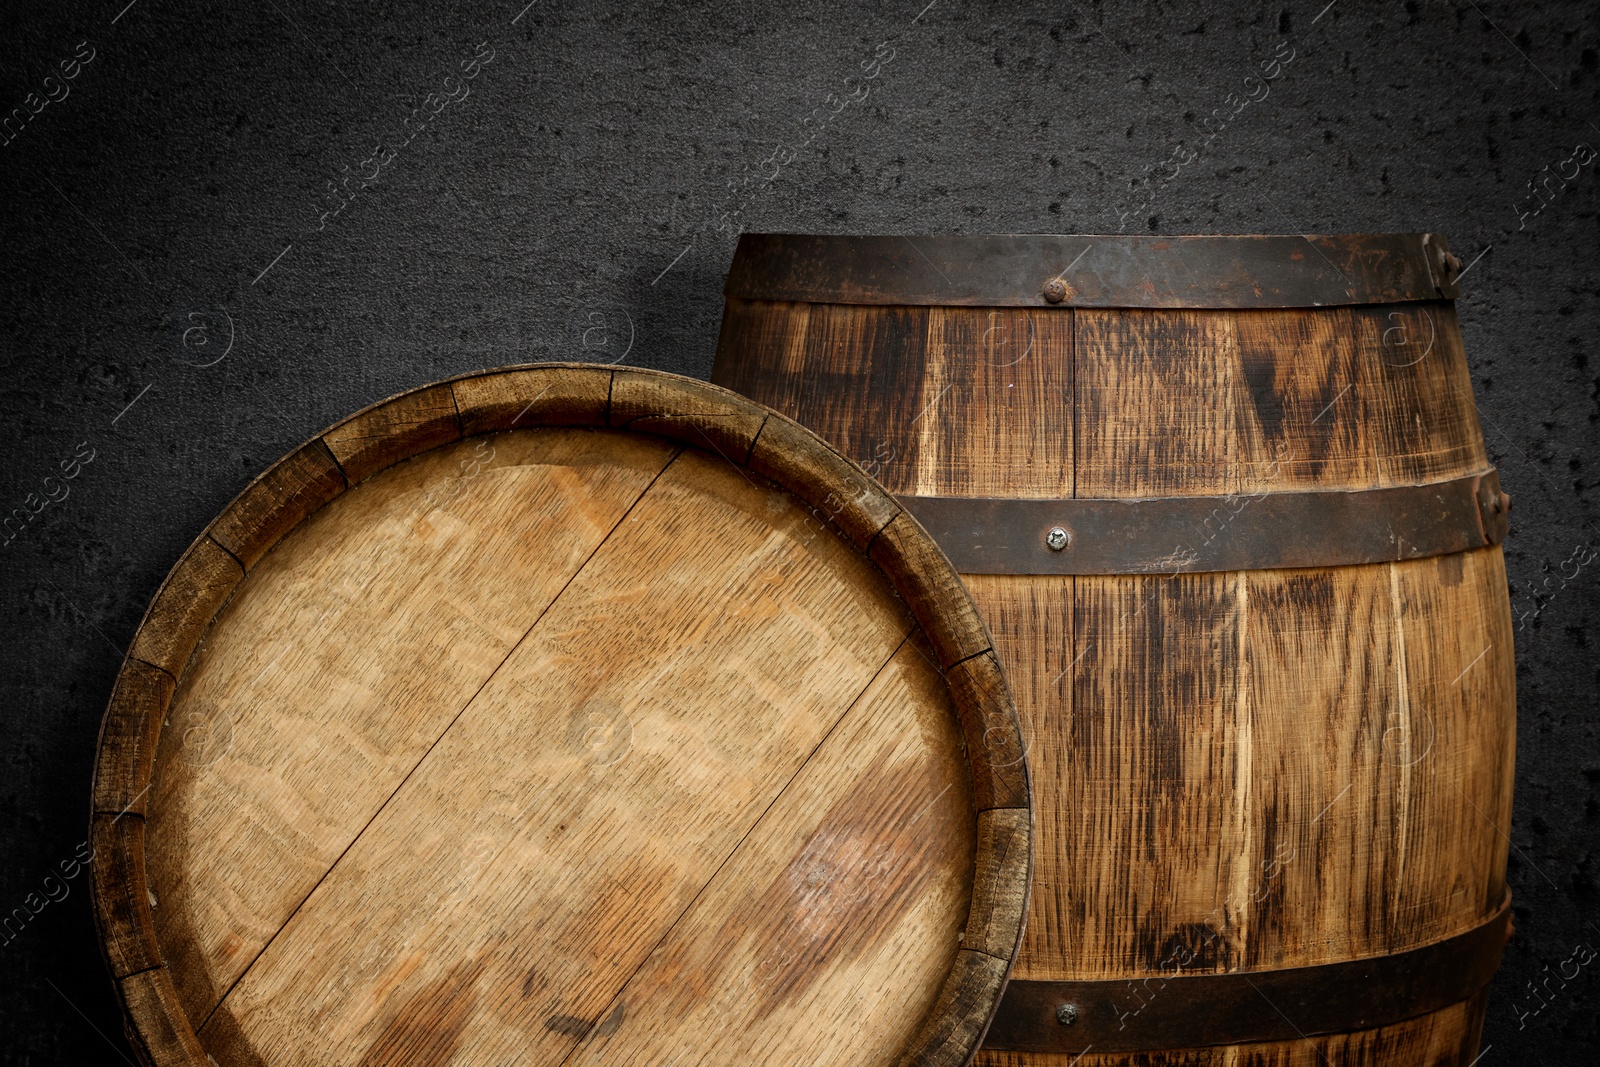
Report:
88,362,1034,1067
710,236,1515,1065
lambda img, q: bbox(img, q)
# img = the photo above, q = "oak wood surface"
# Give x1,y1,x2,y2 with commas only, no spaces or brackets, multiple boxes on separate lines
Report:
148,429,681,1019
92,365,1031,1067
200,446,929,1064
561,638,977,1067
713,293,1515,1064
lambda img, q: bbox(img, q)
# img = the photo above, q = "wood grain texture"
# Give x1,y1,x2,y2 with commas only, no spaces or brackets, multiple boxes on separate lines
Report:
321,382,462,485
609,366,769,463
962,808,1031,961
126,536,242,679
898,950,1013,1067
792,302,931,491
912,307,1073,499
120,968,209,1066
725,300,1076,499
562,638,976,1067
749,411,902,550
719,298,1490,503
712,298,813,418
199,448,925,1064
946,651,1029,811
93,812,160,979
96,365,1030,1067
208,439,347,569
1075,304,1489,499
1075,309,1254,498
147,429,680,1018
1036,551,1513,981
712,282,1514,1064
452,363,612,434
871,510,994,670
1352,303,1489,487
961,575,1075,971
93,659,174,817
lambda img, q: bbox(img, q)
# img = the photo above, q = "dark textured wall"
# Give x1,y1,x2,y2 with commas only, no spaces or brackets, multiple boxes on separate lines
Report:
2,0,1596,1062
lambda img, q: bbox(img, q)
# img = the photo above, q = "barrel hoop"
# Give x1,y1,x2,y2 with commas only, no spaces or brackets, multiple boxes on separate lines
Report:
725,233,1460,308
899,469,1508,576
984,890,1512,1054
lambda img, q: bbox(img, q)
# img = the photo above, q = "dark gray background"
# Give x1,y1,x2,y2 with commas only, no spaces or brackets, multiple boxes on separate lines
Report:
2,0,1596,1062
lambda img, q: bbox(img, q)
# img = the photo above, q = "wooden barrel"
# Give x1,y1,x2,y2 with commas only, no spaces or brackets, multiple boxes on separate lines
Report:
90,364,1032,1067
713,234,1516,1065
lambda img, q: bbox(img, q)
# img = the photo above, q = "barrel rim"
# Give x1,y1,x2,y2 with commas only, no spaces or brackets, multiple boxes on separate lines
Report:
724,232,1460,308
89,362,1032,1067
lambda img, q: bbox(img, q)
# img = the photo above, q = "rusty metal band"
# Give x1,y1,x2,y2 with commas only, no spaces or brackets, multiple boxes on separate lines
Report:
725,232,1462,308
899,469,1508,576
985,890,1513,1054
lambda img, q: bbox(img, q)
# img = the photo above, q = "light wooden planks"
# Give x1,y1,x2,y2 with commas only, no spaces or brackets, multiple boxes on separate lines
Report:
200,447,922,1065
563,639,974,1067
145,429,679,1020
101,366,1029,1067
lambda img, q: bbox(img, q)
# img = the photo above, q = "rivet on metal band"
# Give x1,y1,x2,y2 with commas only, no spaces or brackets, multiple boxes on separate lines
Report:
725,233,1461,309
984,890,1513,1054
900,469,1509,576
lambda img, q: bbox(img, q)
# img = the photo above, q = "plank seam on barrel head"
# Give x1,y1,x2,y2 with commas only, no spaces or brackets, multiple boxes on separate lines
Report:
195,443,689,1036
95,364,1030,1067
546,628,923,1067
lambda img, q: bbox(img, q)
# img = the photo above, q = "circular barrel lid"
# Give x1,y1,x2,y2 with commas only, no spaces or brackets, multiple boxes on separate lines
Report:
91,365,1030,1067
